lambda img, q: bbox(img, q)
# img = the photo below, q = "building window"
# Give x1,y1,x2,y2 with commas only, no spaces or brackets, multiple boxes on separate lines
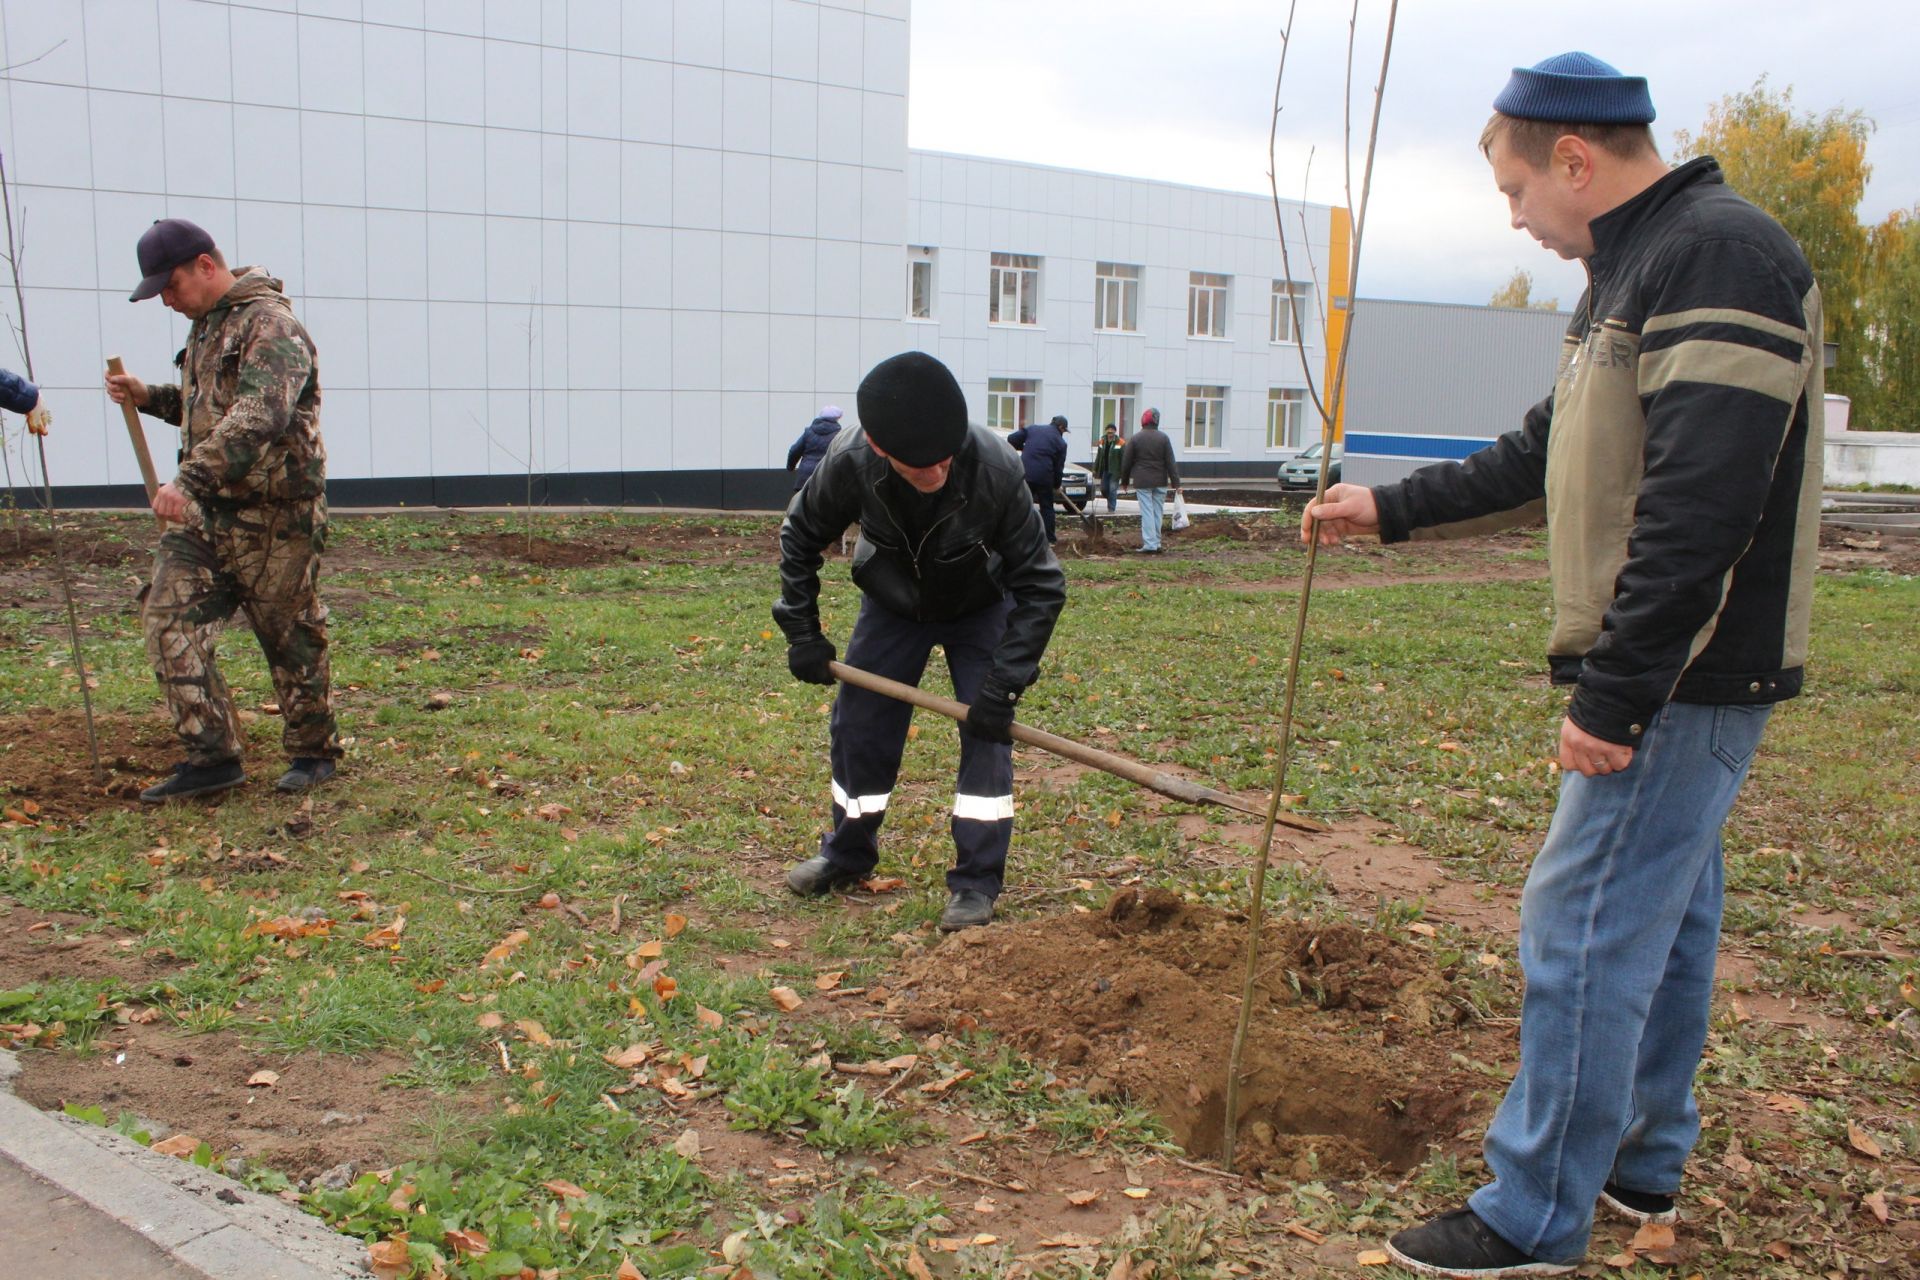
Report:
908,246,936,319
1094,262,1140,332
1091,382,1138,441
987,377,1039,434
1185,384,1226,449
1270,280,1311,344
1188,271,1229,339
989,252,1040,325
1267,387,1306,449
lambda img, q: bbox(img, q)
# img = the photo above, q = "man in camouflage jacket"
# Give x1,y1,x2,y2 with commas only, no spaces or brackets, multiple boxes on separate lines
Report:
106,218,340,802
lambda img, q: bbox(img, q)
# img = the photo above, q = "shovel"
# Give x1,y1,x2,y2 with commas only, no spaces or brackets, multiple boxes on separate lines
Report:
828,660,1326,833
1056,485,1100,536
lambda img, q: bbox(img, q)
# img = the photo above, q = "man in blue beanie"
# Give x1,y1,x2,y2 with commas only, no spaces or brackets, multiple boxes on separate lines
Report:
1308,52,1824,1277
774,352,1066,932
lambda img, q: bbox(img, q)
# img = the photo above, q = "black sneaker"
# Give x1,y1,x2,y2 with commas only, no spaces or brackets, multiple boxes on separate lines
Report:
140,760,245,804
275,757,337,793
1384,1208,1575,1278
785,855,865,897
938,889,994,932
1599,1182,1678,1225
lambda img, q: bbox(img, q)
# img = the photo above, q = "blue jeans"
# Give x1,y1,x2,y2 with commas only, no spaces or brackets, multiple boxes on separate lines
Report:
1101,475,1118,513
1136,486,1167,549
1469,701,1773,1263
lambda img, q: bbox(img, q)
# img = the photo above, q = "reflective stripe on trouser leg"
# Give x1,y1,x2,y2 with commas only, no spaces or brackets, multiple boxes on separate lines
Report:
941,595,1016,898
820,598,934,876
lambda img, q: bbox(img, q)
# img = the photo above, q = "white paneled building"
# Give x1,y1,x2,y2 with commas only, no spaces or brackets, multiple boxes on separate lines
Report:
0,0,1333,509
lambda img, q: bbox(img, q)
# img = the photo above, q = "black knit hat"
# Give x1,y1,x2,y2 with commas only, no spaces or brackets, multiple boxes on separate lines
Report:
856,351,969,467
1493,52,1654,125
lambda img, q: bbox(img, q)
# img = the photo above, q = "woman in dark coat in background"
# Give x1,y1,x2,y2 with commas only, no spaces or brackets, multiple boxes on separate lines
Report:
787,406,844,490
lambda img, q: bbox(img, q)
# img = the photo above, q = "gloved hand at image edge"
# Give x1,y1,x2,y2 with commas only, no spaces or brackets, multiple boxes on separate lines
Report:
962,677,1020,745
787,634,837,685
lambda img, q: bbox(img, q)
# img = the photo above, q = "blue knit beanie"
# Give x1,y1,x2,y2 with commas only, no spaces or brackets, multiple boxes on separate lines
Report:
1493,52,1654,125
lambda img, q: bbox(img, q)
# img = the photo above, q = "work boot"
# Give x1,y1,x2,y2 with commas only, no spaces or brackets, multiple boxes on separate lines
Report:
276,757,337,794
786,855,864,897
140,760,246,804
938,889,995,932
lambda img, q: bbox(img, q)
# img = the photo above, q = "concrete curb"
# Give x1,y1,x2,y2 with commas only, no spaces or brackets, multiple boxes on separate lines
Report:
0,1050,369,1278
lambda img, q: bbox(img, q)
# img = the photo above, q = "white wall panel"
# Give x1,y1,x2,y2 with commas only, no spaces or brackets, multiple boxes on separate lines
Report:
364,23,428,118
156,0,232,101
300,17,366,115
365,119,428,209
566,222,622,307
669,389,720,467
485,131,545,217
423,31,485,124
232,107,305,205
231,8,301,107
620,308,674,390
568,389,622,469
11,83,94,189
566,50,621,137
83,0,162,96
14,186,98,288
428,300,489,386
304,298,371,387
426,212,487,301
236,201,308,298
722,71,772,155
561,306,620,391
483,40,543,130
299,112,366,206
370,389,433,475
485,216,544,301
321,389,374,480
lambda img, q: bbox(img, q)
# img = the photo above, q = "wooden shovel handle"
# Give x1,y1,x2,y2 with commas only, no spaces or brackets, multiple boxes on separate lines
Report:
106,355,166,530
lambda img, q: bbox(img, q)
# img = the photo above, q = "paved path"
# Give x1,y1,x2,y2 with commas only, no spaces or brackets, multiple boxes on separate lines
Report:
1,1154,205,1276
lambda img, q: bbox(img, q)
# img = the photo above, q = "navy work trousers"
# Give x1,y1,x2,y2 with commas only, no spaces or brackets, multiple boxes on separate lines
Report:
817,594,1016,898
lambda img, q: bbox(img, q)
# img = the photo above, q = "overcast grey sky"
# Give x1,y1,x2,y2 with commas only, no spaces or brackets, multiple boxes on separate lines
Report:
908,0,1919,308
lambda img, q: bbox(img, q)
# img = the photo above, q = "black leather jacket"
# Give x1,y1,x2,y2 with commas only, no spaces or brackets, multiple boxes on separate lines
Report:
774,423,1067,690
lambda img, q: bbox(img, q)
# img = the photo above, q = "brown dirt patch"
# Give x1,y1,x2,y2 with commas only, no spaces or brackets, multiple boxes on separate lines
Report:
0,901,180,987
452,521,782,569
892,889,1485,1178
12,1021,453,1180
1816,522,1920,576
0,522,151,570
0,710,183,819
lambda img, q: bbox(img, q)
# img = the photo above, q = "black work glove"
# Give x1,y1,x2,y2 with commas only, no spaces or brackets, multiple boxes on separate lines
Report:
787,634,837,685
963,677,1020,745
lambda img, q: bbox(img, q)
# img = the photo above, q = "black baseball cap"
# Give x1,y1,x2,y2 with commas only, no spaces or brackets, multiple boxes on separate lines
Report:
129,218,216,301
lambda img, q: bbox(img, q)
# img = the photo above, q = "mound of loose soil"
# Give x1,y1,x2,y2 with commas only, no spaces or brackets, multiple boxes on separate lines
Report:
894,888,1487,1179
0,711,182,819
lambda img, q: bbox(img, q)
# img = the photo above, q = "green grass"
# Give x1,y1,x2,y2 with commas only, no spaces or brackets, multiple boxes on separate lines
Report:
3,509,1916,1278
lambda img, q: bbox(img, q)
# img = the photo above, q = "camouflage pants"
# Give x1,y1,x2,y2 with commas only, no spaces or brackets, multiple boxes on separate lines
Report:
141,498,340,767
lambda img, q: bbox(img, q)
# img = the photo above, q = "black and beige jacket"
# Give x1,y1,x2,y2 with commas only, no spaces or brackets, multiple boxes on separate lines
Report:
1373,157,1824,745
774,423,1067,691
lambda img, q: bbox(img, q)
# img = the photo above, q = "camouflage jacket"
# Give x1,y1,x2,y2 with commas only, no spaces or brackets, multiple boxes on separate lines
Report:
142,268,325,509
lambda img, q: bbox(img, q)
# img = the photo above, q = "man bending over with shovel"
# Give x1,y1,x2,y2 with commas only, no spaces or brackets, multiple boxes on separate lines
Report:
774,351,1066,931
